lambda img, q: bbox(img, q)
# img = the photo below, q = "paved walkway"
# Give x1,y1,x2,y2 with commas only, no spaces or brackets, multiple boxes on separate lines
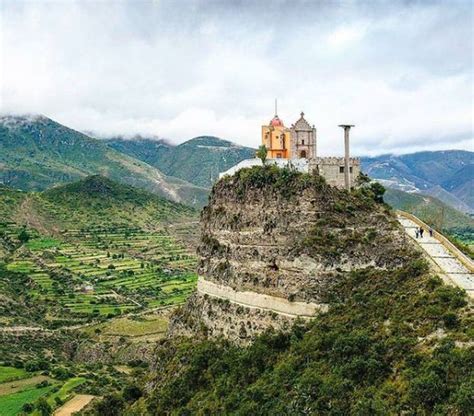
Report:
397,214,474,300
197,277,327,318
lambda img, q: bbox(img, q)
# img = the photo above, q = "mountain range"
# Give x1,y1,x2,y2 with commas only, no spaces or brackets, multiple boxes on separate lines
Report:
105,133,473,214
1,114,472,218
104,135,255,188
0,115,208,207
361,151,473,213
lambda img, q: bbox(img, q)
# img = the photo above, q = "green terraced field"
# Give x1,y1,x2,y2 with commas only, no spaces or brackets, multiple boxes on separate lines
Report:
0,385,54,416
0,375,88,416
47,376,86,406
0,366,29,383
1,221,197,326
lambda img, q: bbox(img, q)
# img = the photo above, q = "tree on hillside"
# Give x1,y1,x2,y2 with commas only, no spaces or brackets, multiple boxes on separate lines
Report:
370,182,386,203
93,394,125,416
18,228,30,244
35,397,52,416
256,145,268,164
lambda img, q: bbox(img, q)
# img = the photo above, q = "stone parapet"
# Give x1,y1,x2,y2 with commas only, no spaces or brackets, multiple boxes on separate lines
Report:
313,157,360,166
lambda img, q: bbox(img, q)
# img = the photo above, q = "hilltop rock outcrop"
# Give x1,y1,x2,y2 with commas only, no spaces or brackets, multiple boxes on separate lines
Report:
170,166,413,343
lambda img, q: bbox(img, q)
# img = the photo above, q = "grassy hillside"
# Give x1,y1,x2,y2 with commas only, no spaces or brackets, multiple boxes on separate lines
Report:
0,176,198,328
105,136,256,188
0,115,208,207
362,150,474,213
0,176,201,416
384,188,474,245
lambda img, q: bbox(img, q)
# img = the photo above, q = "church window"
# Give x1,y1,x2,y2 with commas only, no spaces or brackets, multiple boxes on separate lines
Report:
302,139,305,145
339,166,344,173
350,167,353,173
300,150,307,158
280,135,285,149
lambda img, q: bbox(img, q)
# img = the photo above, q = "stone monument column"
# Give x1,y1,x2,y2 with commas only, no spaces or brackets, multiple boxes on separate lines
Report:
338,124,354,190
312,126,317,158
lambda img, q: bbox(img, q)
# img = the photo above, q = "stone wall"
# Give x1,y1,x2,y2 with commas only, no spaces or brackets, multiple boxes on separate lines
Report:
311,157,361,188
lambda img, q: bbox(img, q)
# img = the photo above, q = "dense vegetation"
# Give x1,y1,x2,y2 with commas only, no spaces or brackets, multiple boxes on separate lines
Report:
0,115,208,206
119,251,473,415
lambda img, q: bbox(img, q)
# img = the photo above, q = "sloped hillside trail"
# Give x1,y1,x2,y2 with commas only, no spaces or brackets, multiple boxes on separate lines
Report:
397,211,474,300
13,195,60,235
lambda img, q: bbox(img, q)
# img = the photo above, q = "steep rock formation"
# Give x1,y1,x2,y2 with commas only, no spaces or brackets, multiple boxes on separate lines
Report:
170,166,413,343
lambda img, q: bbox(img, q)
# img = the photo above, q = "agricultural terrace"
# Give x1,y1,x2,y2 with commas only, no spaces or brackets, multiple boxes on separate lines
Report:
0,221,197,326
0,364,96,416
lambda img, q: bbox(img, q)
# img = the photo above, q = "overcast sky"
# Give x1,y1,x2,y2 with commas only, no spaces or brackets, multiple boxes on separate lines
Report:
1,0,473,155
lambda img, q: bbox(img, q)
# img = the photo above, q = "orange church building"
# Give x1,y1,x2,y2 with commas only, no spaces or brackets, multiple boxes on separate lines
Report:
261,115,291,159
261,111,317,160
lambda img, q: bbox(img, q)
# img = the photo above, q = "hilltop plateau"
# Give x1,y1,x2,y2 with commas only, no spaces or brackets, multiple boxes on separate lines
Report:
170,166,413,342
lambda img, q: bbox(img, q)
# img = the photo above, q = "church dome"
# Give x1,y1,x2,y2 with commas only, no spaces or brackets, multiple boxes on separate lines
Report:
270,115,284,127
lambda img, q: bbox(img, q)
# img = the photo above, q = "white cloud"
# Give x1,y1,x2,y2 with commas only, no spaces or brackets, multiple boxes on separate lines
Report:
327,25,367,49
1,0,472,155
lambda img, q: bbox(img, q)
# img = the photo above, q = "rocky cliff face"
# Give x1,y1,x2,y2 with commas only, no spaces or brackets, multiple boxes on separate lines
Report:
170,166,413,343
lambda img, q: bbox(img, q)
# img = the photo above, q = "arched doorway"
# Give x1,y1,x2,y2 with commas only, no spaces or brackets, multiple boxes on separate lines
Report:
300,150,307,159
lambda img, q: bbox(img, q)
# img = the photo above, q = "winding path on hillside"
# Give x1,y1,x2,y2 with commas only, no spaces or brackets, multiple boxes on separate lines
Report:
397,211,474,300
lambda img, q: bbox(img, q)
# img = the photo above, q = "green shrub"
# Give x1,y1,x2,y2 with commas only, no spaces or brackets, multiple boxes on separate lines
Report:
369,182,386,203
35,397,52,416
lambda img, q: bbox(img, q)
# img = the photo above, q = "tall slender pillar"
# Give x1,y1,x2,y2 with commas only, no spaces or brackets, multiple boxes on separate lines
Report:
338,124,355,190
312,126,317,158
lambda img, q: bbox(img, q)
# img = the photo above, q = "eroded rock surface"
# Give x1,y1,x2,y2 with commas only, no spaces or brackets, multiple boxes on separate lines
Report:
170,167,412,343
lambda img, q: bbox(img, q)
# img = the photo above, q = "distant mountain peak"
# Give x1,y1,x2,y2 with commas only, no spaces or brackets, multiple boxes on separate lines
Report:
180,136,243,148
99,134,171,145
0,113,48,128
46,175,123,197
0,116,209,206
